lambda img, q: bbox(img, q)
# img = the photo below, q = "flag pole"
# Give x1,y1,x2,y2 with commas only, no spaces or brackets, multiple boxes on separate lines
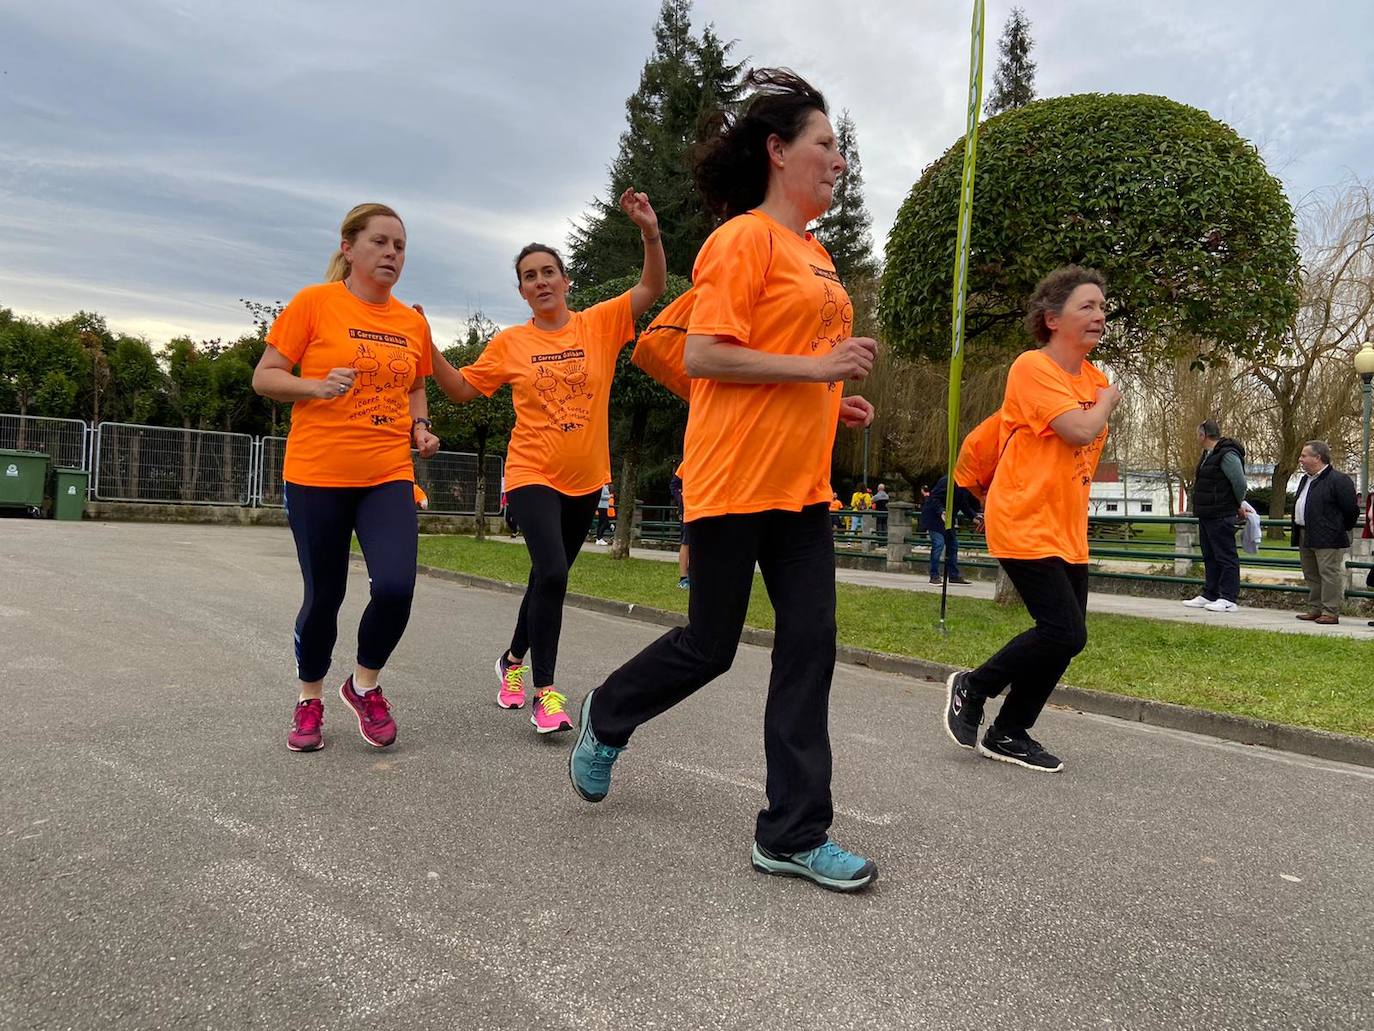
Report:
940,0,986,636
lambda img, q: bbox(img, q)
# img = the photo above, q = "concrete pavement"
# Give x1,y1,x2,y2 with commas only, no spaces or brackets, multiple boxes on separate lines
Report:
2,521,1371,1030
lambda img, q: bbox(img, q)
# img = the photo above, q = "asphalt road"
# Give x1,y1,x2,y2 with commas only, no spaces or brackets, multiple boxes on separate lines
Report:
2,521,1371,1031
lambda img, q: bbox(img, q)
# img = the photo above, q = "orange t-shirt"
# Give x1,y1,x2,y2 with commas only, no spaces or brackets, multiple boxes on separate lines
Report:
682,211,850,520
268,281,434,488
983,349,1110,563
631,290,693,402
460,293,634,496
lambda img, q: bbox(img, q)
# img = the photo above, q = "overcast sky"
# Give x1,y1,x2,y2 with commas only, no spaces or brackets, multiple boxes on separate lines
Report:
2,0,1371,347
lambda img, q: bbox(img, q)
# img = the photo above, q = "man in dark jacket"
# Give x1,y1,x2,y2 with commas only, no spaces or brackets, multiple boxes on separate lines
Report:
922,475,981,585
1291,440,1359,625
1183,421,1248,613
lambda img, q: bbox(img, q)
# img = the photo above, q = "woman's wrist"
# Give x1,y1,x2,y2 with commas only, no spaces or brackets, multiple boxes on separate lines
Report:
641,230,660,244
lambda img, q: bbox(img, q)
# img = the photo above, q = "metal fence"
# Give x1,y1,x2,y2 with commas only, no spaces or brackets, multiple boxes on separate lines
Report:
258,436,287,508
0,414,505,512
641,503,1374,606
93,423,256,505
250,438,503,515
0,414,87,469
414,451,505,515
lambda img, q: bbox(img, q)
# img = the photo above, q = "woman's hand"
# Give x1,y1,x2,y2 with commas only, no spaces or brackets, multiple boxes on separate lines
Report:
413,426,440,458
838,395,875,428
818,337,878,382
316,367,356,400
619,187,659,237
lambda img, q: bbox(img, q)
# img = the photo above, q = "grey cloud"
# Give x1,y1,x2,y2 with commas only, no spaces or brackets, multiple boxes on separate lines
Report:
2,0,1372,346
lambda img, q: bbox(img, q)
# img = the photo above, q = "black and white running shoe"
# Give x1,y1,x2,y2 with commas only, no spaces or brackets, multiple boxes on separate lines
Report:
978,729,1064,772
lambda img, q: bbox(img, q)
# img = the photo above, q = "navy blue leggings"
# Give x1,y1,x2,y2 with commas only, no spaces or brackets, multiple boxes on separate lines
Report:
284,479,418,683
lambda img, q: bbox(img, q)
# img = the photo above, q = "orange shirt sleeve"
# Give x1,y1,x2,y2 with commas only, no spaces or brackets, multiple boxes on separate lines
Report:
581,291,636,354
416,317,434,377
458,330,511,397
1008,354,1090,436
688,218,772,345
632,290,694,401
266,288,318,364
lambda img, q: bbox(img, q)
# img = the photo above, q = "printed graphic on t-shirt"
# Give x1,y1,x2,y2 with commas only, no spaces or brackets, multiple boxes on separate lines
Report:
810,275,854,391
346,338,415,429
530,348,593,433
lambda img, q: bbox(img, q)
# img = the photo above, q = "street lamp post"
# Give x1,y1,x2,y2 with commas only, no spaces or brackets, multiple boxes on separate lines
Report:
1354,342,1374,499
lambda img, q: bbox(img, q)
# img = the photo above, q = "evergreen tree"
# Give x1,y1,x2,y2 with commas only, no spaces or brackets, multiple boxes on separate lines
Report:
567,0,745,286
984,7,1037,116
812,110,878,284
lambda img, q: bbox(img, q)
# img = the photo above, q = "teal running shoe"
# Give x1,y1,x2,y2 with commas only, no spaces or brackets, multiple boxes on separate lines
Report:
568,690,625,803
751,839,878,892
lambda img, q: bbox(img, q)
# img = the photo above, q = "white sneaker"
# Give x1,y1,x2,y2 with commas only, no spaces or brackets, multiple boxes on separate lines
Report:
1204,598,1238,612
595,538,608,546
1182,595,1210,608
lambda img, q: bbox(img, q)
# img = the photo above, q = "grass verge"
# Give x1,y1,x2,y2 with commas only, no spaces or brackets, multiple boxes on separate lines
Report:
410,535,1374,740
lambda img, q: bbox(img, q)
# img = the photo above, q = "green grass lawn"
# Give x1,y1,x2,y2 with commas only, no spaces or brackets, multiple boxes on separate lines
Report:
410,535,1374,739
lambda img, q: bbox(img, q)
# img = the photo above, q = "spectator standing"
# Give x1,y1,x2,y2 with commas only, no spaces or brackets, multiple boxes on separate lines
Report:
1291,440,1359,625
596,484,613,544
871,483,889,534
848,484,872,532
670,466,690,589
922,474,980,585
1182,421,1247,613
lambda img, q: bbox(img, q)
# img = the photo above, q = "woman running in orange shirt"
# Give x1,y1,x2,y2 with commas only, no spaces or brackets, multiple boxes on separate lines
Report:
252,203,440,753
567,70,880,893
429,189,665,734
942,265,1121,773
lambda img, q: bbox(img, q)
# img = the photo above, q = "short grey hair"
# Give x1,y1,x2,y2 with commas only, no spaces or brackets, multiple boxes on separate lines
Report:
1303,440,1332,464
1198,420,1221,439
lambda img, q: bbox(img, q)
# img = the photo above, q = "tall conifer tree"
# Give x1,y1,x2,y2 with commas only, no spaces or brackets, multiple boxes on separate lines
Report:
567,0,745,285
812,110,878,284
985,7,1037,116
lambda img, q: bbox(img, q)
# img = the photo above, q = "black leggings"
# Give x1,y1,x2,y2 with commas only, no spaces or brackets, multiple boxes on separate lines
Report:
966,557,1089,734
590,504,837,855
284,479,418,684
505,485,602,688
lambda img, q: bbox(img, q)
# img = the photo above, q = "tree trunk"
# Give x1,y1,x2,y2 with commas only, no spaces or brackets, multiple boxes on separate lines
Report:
474,434,488,542
610,407,648,560
1268,459,1298,538
993,563,1023,608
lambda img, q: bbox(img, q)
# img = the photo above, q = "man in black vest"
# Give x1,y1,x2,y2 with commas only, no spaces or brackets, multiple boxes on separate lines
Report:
1291,440,1359,625
1183,421,1247,612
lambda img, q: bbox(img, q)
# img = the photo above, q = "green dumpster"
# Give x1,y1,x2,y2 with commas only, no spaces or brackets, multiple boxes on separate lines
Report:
0,449,49,512
50,468,89,521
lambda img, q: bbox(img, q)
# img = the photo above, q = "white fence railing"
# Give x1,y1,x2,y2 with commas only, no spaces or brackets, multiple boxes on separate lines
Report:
1,413,503,513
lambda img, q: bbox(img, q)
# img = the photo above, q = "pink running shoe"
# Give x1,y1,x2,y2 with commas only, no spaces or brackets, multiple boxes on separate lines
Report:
339,676,397,748
288,698,324,752
496,653,528,709
531,688,573,734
